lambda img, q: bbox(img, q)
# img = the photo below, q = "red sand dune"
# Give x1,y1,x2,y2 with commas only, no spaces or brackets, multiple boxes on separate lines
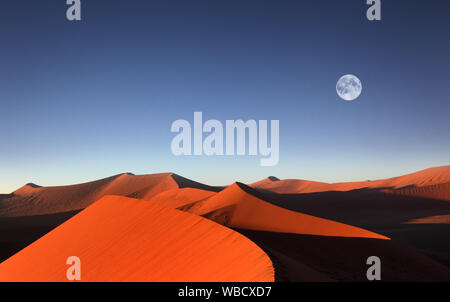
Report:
252,166,450,195
0,173,179,217
180,183,388,239
0,195,274,282
2,166,450,281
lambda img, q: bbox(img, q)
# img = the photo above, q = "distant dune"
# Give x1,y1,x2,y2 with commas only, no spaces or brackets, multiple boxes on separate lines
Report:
0,195,274,282
0,173,178,217
251,165,450,195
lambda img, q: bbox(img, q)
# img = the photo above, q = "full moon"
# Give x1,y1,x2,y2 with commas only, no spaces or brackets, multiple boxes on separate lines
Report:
336,74,362,101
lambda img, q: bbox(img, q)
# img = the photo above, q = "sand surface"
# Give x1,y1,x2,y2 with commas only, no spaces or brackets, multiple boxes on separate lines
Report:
0,195,274,282
1,166,449,281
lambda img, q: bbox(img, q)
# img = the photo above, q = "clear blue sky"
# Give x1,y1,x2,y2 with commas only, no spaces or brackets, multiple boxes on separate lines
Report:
1,0,449,193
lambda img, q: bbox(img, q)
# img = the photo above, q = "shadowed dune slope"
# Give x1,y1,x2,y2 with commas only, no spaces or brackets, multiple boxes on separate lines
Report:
182,183,389,240
239,230,450,282
0,173,179,217
0,210,81,263
245,181,450,267
392,182,450,201
0,195,274,282
252,166,450,195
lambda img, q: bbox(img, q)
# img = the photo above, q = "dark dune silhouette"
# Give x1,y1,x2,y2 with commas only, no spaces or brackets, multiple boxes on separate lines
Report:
171,173,225,192
25,183,42,188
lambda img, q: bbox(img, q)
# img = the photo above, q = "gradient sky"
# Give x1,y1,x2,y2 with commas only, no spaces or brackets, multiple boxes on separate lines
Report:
1,0,449,193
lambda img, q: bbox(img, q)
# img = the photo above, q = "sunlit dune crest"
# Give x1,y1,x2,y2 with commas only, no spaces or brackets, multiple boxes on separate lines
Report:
0,195,274,282
184,183,389,239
